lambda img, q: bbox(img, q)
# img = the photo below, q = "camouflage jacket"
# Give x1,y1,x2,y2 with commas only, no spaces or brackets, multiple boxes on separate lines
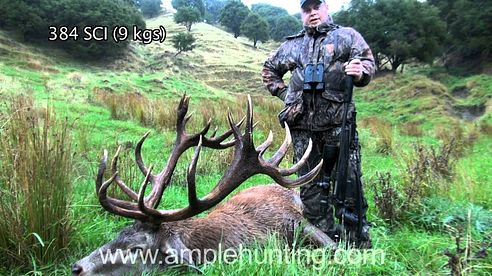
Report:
262,19,375,131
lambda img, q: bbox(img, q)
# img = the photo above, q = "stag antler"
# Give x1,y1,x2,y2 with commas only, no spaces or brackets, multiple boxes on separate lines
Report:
96,95,323,223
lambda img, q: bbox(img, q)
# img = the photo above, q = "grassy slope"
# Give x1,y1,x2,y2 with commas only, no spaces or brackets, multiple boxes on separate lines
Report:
0,13,491,275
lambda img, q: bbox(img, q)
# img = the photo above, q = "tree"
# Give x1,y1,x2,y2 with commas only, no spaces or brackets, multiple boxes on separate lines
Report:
270,15,302,42
334,0,446,73
172,32,196,56
174,7,201,31
429,0,492,68
449,0,492,61
203,0,226,24
240,13,269,48
251,4,288,35
219,0,249,38
172,0,205,16
139,0,162,17
251,4,300,42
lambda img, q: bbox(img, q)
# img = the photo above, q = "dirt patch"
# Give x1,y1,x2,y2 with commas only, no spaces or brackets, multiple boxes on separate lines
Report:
452,103,486,121
451,85,470,98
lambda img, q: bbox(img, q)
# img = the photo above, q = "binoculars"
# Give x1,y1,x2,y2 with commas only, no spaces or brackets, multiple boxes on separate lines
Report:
303,63,325,93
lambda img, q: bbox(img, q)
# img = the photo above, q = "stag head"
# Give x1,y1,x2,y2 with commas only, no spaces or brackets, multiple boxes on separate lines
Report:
72,95,323,275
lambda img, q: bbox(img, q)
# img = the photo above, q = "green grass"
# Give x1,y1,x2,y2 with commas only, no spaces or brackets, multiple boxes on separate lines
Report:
0,12,491,275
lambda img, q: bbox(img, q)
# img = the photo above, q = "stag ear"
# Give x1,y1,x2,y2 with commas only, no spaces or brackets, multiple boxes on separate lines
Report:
161,235,194,266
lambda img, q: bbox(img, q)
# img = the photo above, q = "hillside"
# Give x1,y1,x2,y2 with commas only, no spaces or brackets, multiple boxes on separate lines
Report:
0,12,491,275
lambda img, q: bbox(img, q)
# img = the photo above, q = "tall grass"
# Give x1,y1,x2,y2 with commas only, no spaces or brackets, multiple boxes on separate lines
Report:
0,95,74,270
360,116,394,154
400,121,423,137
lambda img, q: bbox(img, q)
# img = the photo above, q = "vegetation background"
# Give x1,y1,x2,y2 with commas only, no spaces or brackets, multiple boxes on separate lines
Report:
0,0,491,275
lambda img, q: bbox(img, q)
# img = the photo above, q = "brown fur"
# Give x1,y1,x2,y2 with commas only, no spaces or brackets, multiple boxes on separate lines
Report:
166,185,304,251
74,185,334,275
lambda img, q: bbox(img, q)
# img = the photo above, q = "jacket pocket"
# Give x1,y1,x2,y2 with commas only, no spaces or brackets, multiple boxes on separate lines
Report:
278,102,304,126
314,91,354,126
321,89,346,103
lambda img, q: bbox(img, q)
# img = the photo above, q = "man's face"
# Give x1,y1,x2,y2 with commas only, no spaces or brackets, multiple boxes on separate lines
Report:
301,1,329,27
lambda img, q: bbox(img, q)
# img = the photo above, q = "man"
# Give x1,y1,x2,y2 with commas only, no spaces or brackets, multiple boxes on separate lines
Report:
261,0,375,247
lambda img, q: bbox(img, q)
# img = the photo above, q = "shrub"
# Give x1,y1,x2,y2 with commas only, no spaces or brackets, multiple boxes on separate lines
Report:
0,95,74,270
172,32,197,56
399,140,458,203
435,122,466,158
368,172,404,225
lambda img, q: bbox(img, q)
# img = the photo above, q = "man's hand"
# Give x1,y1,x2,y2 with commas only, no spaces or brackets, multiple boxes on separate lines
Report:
344,59,364,82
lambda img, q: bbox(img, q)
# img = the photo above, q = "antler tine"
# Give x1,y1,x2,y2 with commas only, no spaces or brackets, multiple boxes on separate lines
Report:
135,131,152,179
245,95,254,144
137,164,155,214
95,149,109,193
256,130,273,157
96,150,151,221
112,146,139,201
270,160,324,189
187,136,202,207
98,171,146,219
279,138,313,176
184,112,194,127
227,111,242,141
201,118,212,135
267,123,292,166
210,127,218,138
203,116,244,149
255,120,322,189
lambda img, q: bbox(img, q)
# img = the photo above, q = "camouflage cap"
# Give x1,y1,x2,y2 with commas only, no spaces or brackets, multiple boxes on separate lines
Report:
301,0,325,8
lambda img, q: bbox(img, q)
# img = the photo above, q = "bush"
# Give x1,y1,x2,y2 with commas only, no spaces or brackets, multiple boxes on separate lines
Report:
0,95,74,270
368,172,405,225
399,141,458,204
172,32,197,56
435,122,466,158
0,0,145,59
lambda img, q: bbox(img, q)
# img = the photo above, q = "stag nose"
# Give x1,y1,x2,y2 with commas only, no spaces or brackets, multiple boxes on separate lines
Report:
71,264,83,275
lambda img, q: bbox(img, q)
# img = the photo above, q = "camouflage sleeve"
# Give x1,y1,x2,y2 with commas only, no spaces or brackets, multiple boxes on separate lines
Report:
349,29,375,87
261,41,295,100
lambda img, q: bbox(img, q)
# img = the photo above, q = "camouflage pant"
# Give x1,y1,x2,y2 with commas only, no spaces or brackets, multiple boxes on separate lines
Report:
292,128,370,243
